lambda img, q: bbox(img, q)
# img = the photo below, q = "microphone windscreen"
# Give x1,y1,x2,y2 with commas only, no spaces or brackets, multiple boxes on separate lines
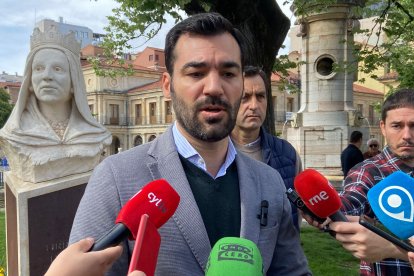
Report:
205,237,263,276
294,169,342,218
115,179,180,239
367,171,414,239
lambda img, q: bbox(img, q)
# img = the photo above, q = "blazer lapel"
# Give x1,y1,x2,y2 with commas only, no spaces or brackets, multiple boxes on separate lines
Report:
147,128,211,270
237,154,261,245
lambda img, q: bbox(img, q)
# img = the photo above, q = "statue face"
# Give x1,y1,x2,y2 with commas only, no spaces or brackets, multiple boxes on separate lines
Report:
31,49,72,105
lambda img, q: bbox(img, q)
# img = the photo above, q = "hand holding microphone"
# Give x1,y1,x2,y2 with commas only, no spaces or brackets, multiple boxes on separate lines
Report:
90,179,180,251
89,179,180,276
359,171,414,252
293,169,348,222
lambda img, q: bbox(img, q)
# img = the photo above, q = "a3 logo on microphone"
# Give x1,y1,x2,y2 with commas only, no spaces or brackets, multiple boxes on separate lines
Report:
368,171,414,239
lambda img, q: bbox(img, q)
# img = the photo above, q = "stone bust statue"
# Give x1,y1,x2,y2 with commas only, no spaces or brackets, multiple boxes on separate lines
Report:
0,26,112,183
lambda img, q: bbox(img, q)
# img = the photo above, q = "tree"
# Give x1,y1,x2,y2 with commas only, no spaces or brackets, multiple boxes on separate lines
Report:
289,0,414,91
95,0,291,135
0,88,13,128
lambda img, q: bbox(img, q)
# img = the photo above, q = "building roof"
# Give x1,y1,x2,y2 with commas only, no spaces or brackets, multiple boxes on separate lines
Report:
0,81,21,88
353,83,383,95
128,78,162,93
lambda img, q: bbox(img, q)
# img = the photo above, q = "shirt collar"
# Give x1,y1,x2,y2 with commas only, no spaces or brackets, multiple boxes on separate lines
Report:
172,122,237,179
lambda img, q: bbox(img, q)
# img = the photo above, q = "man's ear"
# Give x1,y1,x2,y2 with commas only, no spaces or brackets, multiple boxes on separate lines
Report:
162,72,171,99
380,120,386,137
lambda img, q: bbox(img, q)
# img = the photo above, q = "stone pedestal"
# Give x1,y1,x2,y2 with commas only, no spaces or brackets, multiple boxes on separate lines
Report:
5,171,90,276
287,124,368,176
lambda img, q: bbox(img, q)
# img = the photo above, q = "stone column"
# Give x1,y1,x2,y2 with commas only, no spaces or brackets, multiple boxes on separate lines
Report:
288,1,367,176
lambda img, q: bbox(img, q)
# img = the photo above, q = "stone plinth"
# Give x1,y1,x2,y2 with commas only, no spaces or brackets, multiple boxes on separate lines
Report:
287,125,368,175
5,171,90,276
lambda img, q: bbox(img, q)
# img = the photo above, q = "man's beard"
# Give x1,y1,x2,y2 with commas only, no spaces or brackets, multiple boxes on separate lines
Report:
395,141,414,160
170,83,240,142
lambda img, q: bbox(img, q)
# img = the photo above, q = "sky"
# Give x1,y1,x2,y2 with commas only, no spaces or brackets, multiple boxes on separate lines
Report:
0,0,295,76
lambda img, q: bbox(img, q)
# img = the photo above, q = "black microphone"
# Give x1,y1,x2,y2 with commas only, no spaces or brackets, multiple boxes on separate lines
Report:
258,200,268,226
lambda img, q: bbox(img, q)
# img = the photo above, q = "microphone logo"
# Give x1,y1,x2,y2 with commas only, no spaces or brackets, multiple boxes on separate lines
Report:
378,186,414,222
367,171,414,239
147,192,167,213
217,243,254,264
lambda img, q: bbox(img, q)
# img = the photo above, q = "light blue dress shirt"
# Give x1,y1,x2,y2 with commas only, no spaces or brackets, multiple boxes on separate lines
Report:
172,122,236,179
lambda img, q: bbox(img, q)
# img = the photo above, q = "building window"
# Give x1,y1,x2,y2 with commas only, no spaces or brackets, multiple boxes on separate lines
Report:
149,55,153,61
150,102,157,124
287,98,294,112
134,135,143,146
109,104,119,125
165,101,172,123
135,104,142,125
155,54,159,61
357,104,363,114
368,105,375,125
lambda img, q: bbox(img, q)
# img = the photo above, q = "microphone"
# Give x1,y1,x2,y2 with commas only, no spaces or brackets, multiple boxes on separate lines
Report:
294,169,348,222
205,237,263,276
128,214,161,276
367,171,414,239
257,200,268,226
90,179,180,251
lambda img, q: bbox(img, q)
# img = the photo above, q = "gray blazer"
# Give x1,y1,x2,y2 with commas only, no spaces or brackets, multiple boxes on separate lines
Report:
69,126,310,275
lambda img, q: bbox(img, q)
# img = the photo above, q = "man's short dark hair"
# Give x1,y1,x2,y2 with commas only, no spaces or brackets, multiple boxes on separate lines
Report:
381,88,414,121
350,130,363,143
164,12,246,74
243,65,270,97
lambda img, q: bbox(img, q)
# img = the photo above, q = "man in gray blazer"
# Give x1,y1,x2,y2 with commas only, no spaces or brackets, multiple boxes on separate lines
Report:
70,12,310,275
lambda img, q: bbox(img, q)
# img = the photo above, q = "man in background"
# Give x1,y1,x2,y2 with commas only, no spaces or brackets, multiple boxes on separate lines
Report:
230,66,302,230
340,130,364,178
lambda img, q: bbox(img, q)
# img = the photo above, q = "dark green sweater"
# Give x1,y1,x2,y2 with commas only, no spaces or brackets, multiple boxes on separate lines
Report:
179,155,241,247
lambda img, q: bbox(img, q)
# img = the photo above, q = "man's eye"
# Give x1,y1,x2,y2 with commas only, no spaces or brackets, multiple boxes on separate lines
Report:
223,72,235,78
34,66,44,72
55,66,63,72
189,72,203,78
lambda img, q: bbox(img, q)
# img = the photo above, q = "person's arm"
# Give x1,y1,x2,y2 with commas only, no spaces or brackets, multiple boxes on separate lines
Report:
329,216,408,262
45,238,123,276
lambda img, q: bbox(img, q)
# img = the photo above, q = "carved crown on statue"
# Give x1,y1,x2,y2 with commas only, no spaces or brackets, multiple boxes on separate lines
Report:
30,25,81,55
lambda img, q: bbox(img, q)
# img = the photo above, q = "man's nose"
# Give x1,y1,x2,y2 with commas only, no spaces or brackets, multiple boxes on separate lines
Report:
402,126,413,140
203,72,224,97
249,96,258,110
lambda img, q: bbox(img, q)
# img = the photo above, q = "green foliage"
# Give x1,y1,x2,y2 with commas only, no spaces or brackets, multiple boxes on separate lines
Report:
91,0,198,76
273,53,304,94
353,0,414,88
0,89,13,129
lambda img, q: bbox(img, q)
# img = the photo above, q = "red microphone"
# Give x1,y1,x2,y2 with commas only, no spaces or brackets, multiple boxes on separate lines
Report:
294,169,347,222
90,179,180,251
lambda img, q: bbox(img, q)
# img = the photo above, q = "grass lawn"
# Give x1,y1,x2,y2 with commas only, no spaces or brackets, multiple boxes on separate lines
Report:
0,211,5,274
0,213,360,275
301,225,360,275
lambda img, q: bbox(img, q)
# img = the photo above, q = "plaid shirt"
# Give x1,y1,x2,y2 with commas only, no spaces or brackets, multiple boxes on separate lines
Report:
340,146,414,276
